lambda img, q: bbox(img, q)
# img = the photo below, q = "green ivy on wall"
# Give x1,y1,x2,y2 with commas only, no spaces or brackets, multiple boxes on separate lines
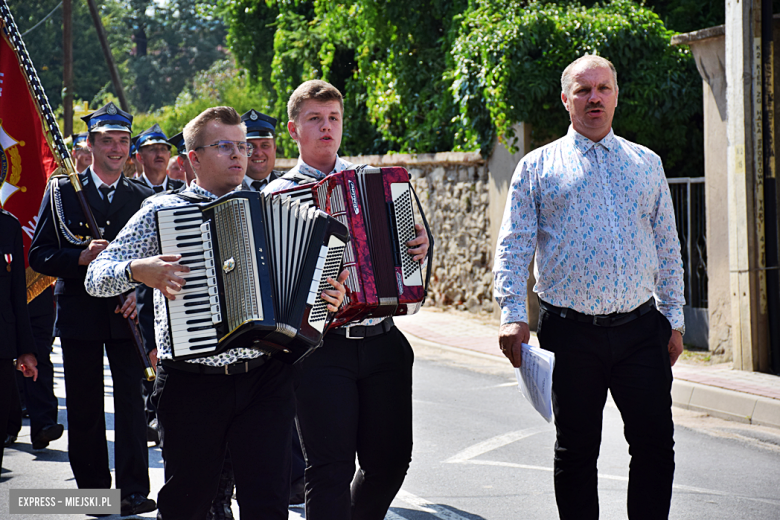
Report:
450,0,702,176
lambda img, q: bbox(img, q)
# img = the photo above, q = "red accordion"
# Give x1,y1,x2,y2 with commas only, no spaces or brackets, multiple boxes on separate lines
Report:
274,166,433,327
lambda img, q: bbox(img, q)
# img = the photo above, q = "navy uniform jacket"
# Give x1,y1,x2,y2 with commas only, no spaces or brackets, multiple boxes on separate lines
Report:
240,170,280,191
0,209,37,359
28,169,154,341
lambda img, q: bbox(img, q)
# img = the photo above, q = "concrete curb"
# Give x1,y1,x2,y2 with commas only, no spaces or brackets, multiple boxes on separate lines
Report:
402,329,780,430
671,380,780,429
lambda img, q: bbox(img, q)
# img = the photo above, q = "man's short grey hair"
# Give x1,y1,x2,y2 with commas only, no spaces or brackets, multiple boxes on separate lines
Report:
561,55,619,96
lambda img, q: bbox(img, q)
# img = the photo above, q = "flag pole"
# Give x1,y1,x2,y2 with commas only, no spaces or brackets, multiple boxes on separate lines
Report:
0,1,155,381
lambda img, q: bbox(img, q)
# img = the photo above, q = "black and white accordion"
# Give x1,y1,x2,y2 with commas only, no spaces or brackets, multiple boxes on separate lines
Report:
155,192,349,363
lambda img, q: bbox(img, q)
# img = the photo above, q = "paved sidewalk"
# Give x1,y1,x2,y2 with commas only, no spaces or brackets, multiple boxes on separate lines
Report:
395,308,780,429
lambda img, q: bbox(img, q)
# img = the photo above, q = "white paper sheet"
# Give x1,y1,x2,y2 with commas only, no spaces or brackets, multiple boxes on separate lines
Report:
515,343,555,423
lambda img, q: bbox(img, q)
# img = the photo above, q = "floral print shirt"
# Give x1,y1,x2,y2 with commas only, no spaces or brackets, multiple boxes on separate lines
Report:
493,126,685,329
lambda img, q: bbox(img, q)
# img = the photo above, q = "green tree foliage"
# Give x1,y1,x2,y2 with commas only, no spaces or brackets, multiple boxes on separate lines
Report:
450,0,702,176
7,0,111,109
220,0,467,158
8,0,229,116
111,0,229,112
218,0,279,96
131,58,268,139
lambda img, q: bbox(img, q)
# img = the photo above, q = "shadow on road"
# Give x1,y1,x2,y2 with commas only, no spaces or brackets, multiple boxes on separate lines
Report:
390,506,487,519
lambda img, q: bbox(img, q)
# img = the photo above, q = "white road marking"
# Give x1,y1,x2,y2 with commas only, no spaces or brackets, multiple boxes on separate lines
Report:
444,427,551,463
454,460,780,507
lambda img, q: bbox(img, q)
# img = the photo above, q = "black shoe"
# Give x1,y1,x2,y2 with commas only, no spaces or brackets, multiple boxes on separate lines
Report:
120,494,156,517
146,419,160,445
206,503,234,520
3,434,16,448
32,424,64,450
289,476,305,505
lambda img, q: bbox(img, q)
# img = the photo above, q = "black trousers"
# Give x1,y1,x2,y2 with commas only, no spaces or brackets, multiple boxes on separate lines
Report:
295,326,414,520
536,304,675,520
0,359,15,469
153,359,295,520
7,287,58,440
60,338,150,498
16,317,59,439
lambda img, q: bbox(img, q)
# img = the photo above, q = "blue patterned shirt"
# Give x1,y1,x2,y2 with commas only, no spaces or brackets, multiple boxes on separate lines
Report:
493,126,685,329
84,183,264,367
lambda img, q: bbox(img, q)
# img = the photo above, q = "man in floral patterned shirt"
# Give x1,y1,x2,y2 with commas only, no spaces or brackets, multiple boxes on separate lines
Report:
494,56,685,520
85,106,347,519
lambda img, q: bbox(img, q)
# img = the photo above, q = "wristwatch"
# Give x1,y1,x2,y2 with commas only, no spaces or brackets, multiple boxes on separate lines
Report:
673,325,685,336
125,262,137,283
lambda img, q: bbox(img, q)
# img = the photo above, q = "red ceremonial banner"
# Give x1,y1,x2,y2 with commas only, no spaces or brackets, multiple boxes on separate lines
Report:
0,24,59,297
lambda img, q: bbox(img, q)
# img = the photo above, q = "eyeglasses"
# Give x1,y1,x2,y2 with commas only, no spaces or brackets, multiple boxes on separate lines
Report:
194,140,253,157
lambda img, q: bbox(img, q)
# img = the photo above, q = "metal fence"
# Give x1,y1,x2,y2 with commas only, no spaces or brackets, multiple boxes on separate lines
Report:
668,177,707,309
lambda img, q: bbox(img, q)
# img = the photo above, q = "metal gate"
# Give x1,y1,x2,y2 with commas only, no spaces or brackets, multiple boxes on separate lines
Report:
668,177,708,347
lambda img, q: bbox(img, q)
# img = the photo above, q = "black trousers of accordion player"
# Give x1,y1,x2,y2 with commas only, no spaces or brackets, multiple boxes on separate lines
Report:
536,300,675,520
153,358,295,520
295,319,414,520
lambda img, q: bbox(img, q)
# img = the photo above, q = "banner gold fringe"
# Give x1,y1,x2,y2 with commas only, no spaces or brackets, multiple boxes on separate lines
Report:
26,267,55,303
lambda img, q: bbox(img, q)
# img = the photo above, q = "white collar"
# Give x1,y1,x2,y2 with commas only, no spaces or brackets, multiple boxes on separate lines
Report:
89,168,120,190
141,174,168,190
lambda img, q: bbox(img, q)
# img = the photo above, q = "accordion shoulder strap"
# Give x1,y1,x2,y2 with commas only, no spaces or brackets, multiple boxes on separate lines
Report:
281,164,369,186
409,183,434,306
175,192,211,204
280,171,320,185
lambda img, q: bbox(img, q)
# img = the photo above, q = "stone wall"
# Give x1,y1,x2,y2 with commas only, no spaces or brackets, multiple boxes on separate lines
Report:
276,153,496,315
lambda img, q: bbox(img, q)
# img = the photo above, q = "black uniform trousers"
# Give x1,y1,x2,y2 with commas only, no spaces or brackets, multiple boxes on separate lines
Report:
295,325,414,520
15,287,59,440
536,304,675,520
60,337,149,498
153,359,295,520
0,359,15,469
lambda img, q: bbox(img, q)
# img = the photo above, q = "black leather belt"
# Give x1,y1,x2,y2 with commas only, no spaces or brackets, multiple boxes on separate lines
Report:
539,298,655,328
330,318,395,339
162,356,267,375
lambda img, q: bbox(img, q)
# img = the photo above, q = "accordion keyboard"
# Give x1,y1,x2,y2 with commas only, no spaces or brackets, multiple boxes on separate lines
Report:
157,206,222,357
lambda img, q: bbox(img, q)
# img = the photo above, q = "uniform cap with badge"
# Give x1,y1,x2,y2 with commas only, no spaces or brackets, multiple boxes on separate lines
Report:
81,101,132,134
72,132,89,151
135,124,171,149
240,109,276,139
167,131,187,156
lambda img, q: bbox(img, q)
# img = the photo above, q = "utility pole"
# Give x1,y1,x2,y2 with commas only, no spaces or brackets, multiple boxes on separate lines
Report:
725,0,771,371
62,0,72,137
85,0,129,111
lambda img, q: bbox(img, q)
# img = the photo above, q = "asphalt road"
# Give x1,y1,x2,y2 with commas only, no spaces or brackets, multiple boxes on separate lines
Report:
2,339,779,519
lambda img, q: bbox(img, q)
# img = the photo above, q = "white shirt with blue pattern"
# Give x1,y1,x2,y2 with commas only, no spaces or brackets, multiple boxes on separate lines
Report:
84,183,264,367
264,155,389,328
493,126,685,329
